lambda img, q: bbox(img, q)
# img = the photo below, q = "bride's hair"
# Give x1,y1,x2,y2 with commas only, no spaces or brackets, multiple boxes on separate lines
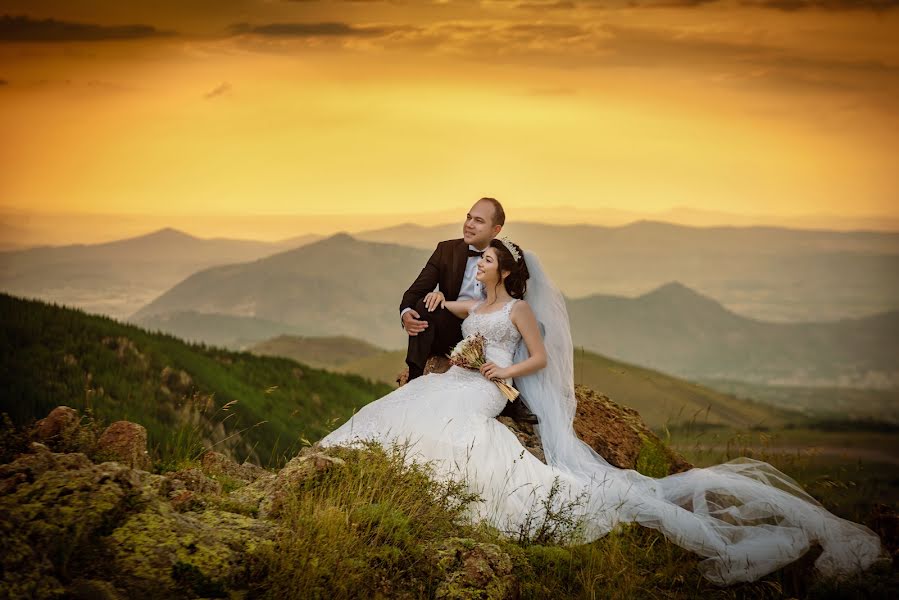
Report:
489,238,529,299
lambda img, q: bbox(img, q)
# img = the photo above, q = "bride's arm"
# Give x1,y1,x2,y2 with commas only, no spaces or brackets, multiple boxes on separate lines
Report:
441,298,478,319
495,301,547,379
424,291,477,319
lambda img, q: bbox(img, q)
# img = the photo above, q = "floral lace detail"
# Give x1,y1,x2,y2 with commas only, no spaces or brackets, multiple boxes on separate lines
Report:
462,299,521,368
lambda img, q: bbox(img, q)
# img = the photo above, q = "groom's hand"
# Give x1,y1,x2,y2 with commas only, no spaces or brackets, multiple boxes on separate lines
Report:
402,309,428,336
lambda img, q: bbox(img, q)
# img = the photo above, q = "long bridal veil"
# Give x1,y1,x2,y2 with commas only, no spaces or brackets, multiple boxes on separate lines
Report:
511,250,884,585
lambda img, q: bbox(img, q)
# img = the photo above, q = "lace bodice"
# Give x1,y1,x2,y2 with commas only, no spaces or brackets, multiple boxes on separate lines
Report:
461,298,522,368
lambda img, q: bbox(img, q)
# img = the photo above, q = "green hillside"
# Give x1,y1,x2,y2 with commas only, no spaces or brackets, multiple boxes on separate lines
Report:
250,335,795,430
0,293,392,469
133,310,310,350
251,335,388,369
250,335,406,384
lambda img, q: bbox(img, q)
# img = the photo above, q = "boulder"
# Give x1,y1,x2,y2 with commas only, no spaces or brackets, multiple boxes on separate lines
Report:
96,421,151,470
432,537,516,599
32,405,80,444
200,450,268,483
230,447,345,519
0,439,276,598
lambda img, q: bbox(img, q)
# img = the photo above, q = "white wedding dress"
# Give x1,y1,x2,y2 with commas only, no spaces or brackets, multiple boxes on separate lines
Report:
319,260,884,586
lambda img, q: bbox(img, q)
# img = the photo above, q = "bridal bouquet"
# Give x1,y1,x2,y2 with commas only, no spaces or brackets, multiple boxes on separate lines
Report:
448,333,519,402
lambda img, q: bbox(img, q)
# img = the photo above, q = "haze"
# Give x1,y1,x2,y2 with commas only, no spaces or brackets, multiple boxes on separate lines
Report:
1,1,897,244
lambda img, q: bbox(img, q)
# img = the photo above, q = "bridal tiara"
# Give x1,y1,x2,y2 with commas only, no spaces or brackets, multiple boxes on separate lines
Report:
499,236,522,263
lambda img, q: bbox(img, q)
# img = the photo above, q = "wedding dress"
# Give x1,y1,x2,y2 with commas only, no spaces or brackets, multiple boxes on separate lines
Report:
318,252,884,586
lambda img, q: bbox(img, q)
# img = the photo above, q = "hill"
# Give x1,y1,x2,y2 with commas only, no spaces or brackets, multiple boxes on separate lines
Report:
0,292,392,468
249,334,795,430
355,220,899,323
0,227,315,320
137,235,897,391
567,283,899,389
130,233,429,350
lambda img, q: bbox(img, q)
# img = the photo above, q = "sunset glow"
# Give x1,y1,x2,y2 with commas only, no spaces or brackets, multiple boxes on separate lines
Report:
1,1,897,243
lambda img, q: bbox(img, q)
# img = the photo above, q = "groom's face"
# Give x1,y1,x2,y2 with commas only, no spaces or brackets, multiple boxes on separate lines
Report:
463,200,501,249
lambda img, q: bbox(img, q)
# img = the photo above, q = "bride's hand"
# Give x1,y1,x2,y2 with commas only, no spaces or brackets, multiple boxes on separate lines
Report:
424,291,445,312
480,362,510,380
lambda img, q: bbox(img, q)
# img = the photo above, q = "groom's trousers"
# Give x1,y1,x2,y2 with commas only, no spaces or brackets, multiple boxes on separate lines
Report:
405,297,464,380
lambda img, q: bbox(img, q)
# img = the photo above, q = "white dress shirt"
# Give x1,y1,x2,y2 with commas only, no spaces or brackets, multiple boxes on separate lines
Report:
458,245,487,301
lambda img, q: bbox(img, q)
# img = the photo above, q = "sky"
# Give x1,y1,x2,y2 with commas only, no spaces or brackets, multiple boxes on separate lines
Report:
0,1,897,243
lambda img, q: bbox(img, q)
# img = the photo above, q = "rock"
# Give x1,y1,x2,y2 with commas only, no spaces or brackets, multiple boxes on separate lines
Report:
96,421,151,470
108,500,274,596
200,450,268,483
396,355,452,386
497,416,545,463
572,385,692,476
230,448,344,519
0,451,143,599
433,538,516,599
159,366,193,396
165,467,222,496
33,405,80,443
0,441,276,598
483,387,691,476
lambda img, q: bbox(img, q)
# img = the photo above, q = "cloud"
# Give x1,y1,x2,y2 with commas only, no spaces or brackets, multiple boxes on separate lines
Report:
601,0,899,9
514,1,579,9
228,21,396,37
738,0,899,11
0,14,177,42
204,82,232,99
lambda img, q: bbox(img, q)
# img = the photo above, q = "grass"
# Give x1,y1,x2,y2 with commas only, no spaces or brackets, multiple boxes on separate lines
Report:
4,401,896,599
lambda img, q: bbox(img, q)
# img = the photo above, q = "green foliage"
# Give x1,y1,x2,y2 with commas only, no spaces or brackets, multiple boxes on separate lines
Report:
0,292,393,469
251,441,482,598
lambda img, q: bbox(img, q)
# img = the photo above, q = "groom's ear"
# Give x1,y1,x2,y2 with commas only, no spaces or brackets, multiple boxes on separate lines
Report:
492,224,502,237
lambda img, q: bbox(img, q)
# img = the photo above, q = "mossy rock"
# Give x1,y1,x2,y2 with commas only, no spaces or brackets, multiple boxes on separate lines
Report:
0,448,144,598
108,503,274,596
494,386,692,477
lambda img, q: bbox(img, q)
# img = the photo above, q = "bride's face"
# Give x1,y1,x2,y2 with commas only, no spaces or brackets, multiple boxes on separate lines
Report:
475,247,498,284
476,247,509,286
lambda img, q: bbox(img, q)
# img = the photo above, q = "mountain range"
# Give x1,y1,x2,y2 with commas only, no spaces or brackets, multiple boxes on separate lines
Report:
4,220,898,325
129,233,899,390
130,233,429,350
0,227,318,319
356,220,899,322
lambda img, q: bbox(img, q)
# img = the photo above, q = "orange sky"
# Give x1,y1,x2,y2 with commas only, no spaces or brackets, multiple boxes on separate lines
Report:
0,1,897,242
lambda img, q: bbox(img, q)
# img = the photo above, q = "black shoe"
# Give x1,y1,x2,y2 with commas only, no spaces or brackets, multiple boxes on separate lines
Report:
499,398,538,424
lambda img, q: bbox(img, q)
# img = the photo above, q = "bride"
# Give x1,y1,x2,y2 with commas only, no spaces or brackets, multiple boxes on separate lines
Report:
318,238,884,585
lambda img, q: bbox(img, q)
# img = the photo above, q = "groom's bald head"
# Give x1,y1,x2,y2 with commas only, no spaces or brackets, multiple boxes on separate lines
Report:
477,197,505,227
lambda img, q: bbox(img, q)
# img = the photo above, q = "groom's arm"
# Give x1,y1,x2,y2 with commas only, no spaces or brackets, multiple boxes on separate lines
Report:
400,242,444,314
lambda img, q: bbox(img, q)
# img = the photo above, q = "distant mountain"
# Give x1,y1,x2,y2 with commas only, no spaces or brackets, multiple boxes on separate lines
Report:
356,220,899,323
248,334,796,429
567,283,899,388
131,233,430,350
0,227,317,320
130,233,899,389
0,292,392,468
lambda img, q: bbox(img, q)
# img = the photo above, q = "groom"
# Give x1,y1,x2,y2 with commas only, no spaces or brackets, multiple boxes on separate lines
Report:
400,197,538,423
400,197,504,380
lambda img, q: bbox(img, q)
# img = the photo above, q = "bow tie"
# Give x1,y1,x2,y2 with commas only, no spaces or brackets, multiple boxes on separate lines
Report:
467,249,484,258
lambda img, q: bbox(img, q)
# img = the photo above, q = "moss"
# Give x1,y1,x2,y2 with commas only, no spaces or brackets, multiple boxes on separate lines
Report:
634,434,673,478
108,503,273,594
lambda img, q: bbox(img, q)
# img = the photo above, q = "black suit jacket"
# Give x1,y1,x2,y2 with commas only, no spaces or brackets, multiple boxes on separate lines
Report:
400,238,470,313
